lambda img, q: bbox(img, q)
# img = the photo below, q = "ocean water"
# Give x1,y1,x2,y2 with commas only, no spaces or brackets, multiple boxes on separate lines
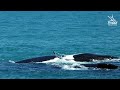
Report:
0,11,120,79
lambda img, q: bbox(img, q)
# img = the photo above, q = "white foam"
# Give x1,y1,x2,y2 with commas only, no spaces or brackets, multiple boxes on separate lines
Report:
42,55,75,64
62,65,80,70
9,60,15,63
61,63,88,70
40,54,89,70
39,54,120,70
62,55,74,60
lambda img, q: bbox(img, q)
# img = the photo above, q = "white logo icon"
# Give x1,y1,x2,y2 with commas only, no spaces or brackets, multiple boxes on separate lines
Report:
108,14,118,26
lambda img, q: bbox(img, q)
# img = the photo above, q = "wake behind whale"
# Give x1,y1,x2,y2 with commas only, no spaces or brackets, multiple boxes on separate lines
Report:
15,52,119,70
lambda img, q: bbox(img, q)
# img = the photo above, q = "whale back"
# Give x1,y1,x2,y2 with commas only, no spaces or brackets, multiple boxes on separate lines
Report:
81,63,118,69
16,56,56,63
73,53,118,62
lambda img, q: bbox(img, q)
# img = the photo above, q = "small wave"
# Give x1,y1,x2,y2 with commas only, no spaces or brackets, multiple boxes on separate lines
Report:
9,60,15,63
62,65,80,70
56,63,88,70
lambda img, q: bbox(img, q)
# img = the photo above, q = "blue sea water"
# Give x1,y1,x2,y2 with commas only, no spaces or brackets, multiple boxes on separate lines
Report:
0,11,120,79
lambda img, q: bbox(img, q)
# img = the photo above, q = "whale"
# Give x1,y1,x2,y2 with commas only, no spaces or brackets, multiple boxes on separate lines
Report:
80,63,118,69
16,53,118,63
15,56,56,63
15,53,119,69
73,53,118,62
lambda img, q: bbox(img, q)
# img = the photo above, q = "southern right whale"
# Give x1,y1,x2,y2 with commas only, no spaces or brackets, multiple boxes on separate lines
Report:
15,53,119,69
80,63,118,69
16,53,118,63
15,56,56,63
73,53,118,62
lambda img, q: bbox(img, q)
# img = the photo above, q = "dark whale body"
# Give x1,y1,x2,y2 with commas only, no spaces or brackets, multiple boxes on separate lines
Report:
15,53,119,69
73,53,118,62
16,56,56,63
81,63,118,69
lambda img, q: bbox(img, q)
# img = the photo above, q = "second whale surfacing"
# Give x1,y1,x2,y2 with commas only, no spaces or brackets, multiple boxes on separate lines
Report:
15,53,119,69
73,53,118,62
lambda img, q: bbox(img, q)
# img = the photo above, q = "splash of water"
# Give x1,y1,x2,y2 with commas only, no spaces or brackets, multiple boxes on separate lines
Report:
9,60,15,63
41,55,120,70
41,56,89,70
8,54,120,70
